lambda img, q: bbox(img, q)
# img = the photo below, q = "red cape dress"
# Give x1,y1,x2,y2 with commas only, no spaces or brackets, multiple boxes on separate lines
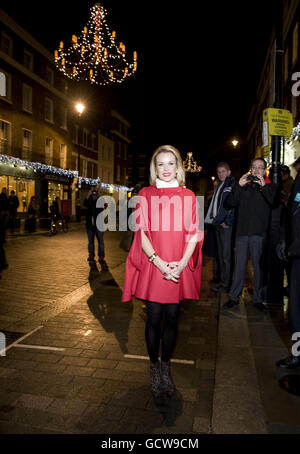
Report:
122,185,203,304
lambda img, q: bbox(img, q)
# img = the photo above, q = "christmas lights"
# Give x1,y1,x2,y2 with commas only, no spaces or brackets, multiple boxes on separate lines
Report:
54,3,137,86
183,152,202,173
0,154,132,192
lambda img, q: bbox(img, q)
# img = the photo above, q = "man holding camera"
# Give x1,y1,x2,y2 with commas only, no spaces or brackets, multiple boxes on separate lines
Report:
223,158,277,311
84,187,107,270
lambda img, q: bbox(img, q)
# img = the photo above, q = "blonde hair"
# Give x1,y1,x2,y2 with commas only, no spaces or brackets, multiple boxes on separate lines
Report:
149,145,186,186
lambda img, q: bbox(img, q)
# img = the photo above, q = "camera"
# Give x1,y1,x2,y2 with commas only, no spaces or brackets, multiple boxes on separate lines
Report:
246,174,260,182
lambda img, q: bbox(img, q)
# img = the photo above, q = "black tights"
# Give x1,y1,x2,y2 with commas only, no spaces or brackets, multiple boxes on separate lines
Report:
145,301,181,363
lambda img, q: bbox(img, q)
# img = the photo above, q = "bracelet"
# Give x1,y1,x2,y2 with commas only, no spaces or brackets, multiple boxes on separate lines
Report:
148,252,158,263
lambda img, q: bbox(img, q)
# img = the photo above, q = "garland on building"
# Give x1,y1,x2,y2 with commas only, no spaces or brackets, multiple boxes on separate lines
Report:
0,154,132,192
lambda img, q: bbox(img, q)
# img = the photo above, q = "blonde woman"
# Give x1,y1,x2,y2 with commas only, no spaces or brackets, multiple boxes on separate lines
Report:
122,145,203,398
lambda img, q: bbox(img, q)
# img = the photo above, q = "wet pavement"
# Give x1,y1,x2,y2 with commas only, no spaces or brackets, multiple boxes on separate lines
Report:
0,226,300,434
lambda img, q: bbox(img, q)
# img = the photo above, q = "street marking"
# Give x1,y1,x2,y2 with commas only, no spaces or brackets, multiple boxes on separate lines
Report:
13,344,65,352
0,326,44,355
124,354,194,365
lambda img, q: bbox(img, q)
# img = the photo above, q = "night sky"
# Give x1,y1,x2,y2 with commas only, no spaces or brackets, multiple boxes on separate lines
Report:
2,0,277,165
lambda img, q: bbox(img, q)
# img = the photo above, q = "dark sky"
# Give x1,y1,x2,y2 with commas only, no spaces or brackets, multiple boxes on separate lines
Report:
2,0,277,163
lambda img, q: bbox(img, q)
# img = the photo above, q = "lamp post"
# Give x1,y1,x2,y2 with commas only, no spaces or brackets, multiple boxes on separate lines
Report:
75,102,86,177
74,102,86,221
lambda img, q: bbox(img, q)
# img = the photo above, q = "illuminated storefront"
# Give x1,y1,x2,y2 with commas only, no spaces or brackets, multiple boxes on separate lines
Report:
0,160,36,213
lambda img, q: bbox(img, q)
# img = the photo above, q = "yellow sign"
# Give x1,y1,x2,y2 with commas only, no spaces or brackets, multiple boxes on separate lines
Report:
262,108,293,138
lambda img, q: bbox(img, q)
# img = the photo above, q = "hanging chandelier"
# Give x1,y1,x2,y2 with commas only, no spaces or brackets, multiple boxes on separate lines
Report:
54,3,137,86
183,152,202,173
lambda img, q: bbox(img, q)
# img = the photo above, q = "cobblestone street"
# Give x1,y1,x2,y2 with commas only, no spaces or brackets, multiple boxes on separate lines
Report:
0,226,300,435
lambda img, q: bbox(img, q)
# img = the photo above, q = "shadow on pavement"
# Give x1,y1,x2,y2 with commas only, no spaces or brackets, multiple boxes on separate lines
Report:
74,385,183,434
86,262,133,354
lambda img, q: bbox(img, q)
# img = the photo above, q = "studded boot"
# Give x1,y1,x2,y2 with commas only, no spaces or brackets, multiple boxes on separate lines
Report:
149,361,163,398
160,360,176,397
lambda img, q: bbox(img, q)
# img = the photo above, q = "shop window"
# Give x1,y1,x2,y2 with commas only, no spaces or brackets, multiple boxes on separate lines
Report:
22,84,32,113
0,120,11,154
0,69,12,102
45,97,54,122
24,49,34,72
45,137,53,165
22,129,32,161
60,144,67,169
10,177,35,213
48,181,69,213
0,32,12,57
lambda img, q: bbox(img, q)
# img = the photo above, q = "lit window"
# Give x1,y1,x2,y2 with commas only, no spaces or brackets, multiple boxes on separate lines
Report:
0,70,12,102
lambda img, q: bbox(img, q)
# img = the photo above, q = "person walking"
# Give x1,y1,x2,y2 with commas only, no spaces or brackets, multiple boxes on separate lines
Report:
8,190,19,233
223,157,278,312
83,186,107,270
122,145,203,398
204,162,235,293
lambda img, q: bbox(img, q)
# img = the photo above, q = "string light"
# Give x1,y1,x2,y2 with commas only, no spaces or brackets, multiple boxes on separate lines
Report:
54,3,138,86
183,152,202,173
0,154,132,192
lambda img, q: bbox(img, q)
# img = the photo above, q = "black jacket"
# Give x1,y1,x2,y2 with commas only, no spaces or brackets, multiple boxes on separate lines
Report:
226,179,278,237
289,171,300,257
83,194,103,228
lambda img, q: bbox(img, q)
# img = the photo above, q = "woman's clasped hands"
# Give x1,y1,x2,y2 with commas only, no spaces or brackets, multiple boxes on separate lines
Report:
153,257,186,283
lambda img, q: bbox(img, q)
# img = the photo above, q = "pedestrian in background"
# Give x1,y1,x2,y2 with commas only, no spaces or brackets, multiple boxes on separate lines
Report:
122,145,203,399
224,157,277,312
0,187,9,234
84,186,107,271
205,162,235,293
27,196,39,233
8,190,19,233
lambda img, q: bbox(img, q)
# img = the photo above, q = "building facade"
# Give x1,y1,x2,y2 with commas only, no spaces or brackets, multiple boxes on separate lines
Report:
247,0,300,175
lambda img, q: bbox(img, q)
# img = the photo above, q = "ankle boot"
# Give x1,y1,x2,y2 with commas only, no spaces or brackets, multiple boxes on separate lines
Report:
160,360,176,397
150,361,162,398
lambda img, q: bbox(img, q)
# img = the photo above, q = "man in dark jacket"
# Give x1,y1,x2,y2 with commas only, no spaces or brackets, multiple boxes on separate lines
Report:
205,162,235,292
83,187,107,270
276,157,300,369
223,157,277,312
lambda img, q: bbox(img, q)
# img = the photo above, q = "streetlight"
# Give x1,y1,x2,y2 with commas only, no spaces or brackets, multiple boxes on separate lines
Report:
75,103,85,117
232,139,239,148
